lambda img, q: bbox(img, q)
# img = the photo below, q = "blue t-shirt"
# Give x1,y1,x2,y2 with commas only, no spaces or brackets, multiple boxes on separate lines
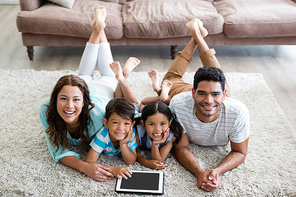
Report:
39,86,110,162
90,127,138,155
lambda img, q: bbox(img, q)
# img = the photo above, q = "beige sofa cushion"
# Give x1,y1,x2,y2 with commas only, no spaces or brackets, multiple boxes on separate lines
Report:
215,0,296,38
122,0,223,39
17,0,123,40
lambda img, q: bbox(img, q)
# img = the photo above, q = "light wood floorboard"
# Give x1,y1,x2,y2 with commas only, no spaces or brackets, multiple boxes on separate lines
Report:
1,5,296,130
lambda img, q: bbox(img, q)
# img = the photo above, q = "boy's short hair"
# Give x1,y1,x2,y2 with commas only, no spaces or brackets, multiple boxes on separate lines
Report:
105,98,135,122
193,66,226,91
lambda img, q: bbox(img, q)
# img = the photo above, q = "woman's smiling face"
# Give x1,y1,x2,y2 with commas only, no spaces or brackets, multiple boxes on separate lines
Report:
56,85,84,126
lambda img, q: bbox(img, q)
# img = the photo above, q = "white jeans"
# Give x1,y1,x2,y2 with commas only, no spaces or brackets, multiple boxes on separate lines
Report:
78,42,117,100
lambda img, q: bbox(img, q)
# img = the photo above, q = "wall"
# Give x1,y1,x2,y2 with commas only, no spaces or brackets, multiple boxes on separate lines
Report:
0,0,19,4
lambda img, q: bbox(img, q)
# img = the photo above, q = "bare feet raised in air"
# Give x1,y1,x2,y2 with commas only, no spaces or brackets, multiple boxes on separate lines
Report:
91,6,107,32
186,18,208,38
122,57,140,78
148,69,161,94
110,61,125,82
159,80,173,103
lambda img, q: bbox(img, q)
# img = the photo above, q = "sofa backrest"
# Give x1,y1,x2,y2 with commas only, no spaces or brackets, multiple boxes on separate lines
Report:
20,0,45,11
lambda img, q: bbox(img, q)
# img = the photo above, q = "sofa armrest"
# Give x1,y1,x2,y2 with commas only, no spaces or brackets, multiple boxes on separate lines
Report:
19,0,44,11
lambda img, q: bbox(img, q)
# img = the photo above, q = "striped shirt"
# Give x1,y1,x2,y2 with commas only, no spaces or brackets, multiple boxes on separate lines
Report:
90,126,138,155
169,91,249,146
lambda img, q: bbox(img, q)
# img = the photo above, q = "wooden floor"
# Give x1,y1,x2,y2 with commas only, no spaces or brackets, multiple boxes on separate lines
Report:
1,5,296,130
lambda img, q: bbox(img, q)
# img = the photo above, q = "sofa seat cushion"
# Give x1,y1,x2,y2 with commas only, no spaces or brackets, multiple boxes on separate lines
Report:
17,0,123,40
122,0,224,39
215,0,296,38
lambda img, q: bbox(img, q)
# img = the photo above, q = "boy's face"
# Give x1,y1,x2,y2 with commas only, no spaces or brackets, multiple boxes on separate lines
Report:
103,113,134,144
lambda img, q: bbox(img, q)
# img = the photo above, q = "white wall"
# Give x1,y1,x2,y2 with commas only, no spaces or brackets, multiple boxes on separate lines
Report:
0,0,19,4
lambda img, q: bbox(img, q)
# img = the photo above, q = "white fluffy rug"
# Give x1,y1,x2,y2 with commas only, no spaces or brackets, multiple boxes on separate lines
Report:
0,69,296,197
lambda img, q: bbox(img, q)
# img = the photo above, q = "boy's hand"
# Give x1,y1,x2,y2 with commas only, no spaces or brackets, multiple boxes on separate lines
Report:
120,126,133,145
109,166,132,180
152,128,169,145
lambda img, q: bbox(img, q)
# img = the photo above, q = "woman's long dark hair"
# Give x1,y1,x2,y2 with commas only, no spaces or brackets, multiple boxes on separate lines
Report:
45,75,95,152
139,101,183,145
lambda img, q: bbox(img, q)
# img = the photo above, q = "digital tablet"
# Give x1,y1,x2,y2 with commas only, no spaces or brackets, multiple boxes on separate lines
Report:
115,170,164,195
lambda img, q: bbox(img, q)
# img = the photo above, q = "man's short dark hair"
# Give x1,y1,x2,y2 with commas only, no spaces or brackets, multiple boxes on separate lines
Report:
193,66,226,91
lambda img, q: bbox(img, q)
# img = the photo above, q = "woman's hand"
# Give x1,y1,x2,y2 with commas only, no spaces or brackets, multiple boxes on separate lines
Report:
83,161,113,182
109,166,132,180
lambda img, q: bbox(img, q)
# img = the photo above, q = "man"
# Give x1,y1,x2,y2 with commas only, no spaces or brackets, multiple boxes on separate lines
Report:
162,18,250,192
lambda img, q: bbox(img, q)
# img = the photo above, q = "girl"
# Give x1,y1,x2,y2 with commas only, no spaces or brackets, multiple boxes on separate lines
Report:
136,101,183,170
39,7,139,182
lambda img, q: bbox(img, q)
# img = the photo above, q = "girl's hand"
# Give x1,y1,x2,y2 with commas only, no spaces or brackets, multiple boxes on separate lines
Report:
83,162,113,182
152,128,170,145
147,159,167,170
109,166,132,180
120,126,133,145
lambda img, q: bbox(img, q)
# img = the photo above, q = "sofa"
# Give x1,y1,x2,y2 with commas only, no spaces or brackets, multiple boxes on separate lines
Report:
16,0,296,60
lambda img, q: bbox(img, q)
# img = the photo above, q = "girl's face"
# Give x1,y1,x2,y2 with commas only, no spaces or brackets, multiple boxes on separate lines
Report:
56,85,84,126
143,113,171,141
104,113,134,145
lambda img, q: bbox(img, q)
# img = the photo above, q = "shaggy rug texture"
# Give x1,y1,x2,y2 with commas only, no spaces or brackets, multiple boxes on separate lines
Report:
0,69,296,197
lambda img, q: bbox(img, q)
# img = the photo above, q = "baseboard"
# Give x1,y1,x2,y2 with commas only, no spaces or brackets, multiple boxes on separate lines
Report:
0,0,19,4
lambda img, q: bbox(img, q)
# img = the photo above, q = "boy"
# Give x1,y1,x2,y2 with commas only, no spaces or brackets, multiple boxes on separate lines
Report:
85,97,137,180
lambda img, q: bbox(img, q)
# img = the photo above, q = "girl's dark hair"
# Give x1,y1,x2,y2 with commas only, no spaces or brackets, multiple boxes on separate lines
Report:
140,101,183,145
45,75,94,152
105,97,135,122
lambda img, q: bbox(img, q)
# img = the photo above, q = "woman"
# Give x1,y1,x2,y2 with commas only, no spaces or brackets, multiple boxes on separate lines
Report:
39,7,138,182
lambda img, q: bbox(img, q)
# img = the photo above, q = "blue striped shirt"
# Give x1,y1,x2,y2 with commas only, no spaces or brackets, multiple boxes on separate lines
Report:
90,126,138,155
169,91,249,146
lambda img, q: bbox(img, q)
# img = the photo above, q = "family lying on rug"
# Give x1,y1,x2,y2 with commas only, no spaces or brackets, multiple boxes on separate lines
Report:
39,7,249,192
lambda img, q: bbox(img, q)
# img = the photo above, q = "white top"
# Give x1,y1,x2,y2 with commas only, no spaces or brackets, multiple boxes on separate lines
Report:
169,91,250,146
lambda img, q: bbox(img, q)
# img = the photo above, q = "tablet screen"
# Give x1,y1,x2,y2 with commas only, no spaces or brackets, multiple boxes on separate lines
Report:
115,170,164,195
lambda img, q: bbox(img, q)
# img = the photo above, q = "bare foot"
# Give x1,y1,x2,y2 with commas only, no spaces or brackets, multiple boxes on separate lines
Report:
159,80,173,103
91,6,107,32
110,61,124,82
148,69,160,93
186,18,208,38
122,57,140,78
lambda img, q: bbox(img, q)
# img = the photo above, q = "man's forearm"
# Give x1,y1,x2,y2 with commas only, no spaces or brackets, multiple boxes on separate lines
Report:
214,151,246,176
215,138,249,175
174,147,204,177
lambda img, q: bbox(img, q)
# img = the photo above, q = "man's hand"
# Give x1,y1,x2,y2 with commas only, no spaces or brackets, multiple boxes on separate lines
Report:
196,170,212,190
83,162,113,182
200,169,220,192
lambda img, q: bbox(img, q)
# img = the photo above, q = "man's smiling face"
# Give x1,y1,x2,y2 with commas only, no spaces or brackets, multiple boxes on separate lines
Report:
192,80,226,123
